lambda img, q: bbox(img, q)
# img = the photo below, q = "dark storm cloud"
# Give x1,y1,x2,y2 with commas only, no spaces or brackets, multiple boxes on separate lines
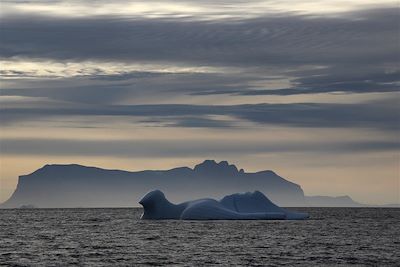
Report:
1,137,399,158
1,7,399,96
1,99,399,130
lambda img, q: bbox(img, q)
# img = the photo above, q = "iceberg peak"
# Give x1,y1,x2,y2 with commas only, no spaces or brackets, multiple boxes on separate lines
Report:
139,190,186,219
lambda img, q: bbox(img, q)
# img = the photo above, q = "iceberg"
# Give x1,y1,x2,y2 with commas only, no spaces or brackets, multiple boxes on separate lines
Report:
139,190,309,220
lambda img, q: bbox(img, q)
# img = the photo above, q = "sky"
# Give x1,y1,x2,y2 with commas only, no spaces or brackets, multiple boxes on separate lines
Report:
0,0,399,204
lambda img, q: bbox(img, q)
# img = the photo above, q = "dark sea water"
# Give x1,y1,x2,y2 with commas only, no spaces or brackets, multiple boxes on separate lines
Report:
0,208,399,266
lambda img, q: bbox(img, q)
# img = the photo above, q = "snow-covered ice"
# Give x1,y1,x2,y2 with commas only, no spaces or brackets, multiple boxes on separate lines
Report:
139,190,309,220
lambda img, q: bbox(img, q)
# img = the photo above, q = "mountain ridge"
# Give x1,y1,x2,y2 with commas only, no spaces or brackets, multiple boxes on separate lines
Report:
1,160,363,208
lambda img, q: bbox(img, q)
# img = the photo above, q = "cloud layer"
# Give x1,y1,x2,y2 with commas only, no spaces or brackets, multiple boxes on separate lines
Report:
1,100,399,130
1,6,399,98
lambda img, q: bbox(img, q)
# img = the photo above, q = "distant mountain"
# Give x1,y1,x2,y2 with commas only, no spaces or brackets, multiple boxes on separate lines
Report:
1,160,307,208
305,195,363,207
1,160,371,208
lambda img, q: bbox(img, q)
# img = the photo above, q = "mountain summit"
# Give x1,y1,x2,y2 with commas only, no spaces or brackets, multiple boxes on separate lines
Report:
194,160,239,174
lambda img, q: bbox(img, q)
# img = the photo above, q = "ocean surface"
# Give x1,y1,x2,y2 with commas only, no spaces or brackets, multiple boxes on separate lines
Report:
0,208,399,266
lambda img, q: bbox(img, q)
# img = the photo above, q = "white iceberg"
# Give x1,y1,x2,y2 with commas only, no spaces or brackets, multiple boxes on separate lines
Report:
139,190,309,220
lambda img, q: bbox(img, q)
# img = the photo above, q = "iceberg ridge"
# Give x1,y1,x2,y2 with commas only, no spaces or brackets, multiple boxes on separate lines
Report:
139,190,309,220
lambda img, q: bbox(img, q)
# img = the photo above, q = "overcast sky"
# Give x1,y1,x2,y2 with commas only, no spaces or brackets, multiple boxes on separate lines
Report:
0,0,399,204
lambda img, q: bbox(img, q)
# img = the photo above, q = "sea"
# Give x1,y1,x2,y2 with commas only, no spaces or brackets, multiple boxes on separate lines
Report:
0,208,399,266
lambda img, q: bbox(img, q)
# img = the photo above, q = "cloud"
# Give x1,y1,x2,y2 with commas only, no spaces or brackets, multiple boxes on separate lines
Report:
152,116,236,128
1,137,399,158
1,7,398,98
191,70,400,96
2,0,397,20
0,59,223,79
1,99,399,130
0,2,398,131
2,9,397,65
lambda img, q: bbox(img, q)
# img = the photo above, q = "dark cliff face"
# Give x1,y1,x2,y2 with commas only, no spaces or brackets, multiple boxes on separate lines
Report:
1,160,306,208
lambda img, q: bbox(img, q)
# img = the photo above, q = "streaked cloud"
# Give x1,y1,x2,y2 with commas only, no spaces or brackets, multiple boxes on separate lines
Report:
0,59,228,79
1,0,397,19
1,99,399,130
2,137,399,158
1,7,398,97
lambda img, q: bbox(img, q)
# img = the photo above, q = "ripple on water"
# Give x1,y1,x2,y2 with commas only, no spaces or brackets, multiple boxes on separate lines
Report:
0,208,399,266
